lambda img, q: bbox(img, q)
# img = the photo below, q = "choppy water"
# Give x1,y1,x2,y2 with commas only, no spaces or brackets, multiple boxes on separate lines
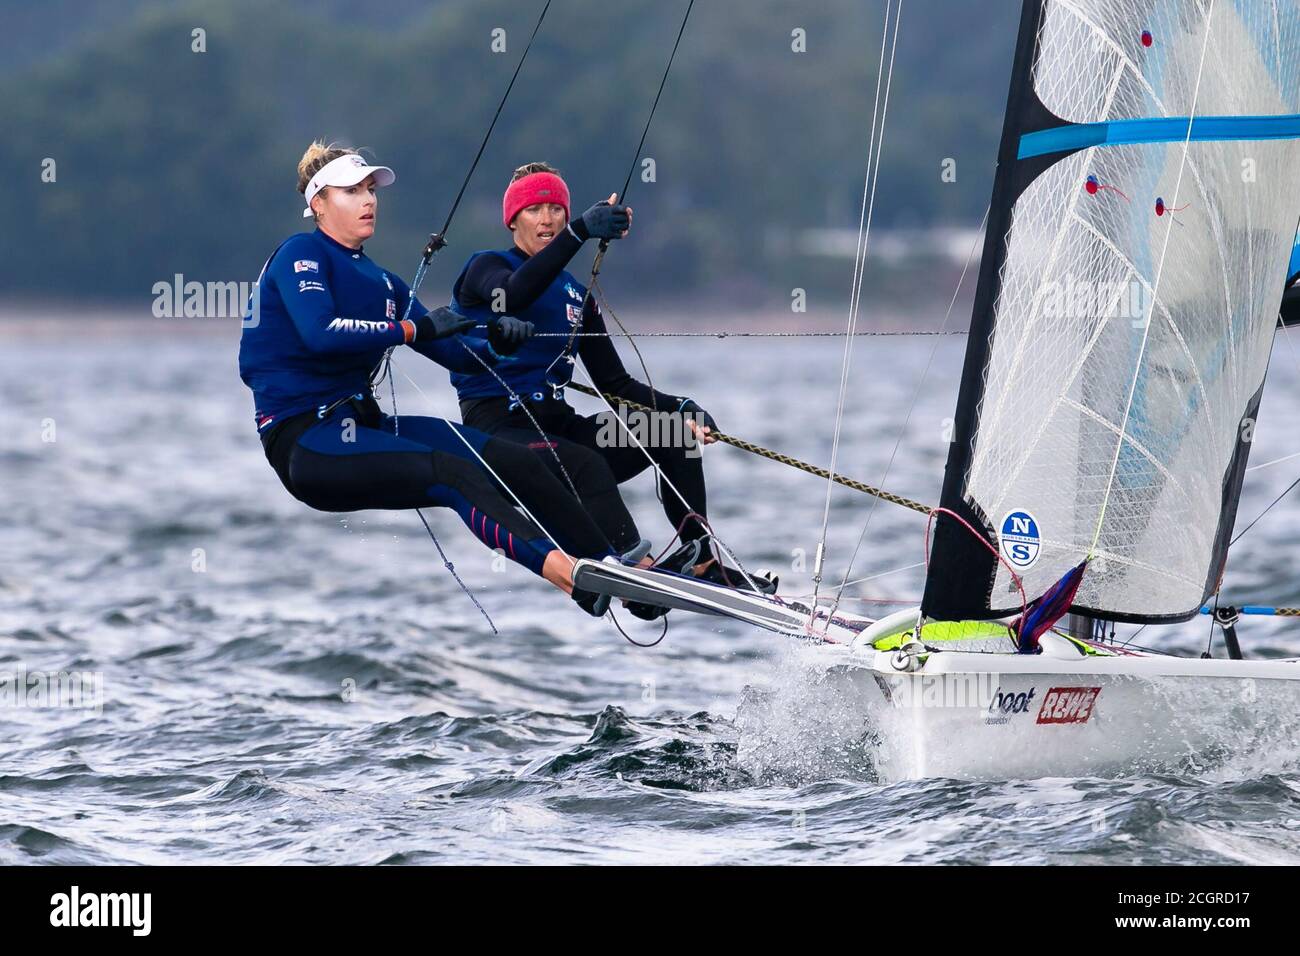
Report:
3,316,1300,864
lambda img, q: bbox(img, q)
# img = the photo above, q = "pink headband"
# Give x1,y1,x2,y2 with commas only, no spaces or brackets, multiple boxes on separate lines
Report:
502,172,571,228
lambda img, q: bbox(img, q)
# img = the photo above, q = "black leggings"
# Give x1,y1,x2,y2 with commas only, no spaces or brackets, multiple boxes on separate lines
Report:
462,396,709,552
261,399,617,578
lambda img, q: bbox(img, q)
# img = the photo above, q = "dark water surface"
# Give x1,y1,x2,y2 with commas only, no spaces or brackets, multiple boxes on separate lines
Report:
3,317,1300,864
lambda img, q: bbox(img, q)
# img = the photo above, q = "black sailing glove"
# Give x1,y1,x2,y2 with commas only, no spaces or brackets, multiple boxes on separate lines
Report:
577,201,631,240
413,306,476,341
678,398,718,434
487,316,535,356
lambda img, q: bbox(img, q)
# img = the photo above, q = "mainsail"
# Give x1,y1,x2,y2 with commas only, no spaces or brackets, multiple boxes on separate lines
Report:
924,0,1300,624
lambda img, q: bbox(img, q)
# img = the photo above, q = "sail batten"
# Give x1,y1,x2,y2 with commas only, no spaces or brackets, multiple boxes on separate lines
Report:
1020,113,1300,157
923,0,1300,624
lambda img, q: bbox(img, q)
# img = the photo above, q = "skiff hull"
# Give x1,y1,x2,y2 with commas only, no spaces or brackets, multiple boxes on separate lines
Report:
820,648,1300,780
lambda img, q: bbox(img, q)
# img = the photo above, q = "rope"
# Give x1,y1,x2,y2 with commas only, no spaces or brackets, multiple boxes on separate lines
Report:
814,0,903,605
827,203,990,625
551,0,695,398
565,382,932,514
407,0,554,299
398,370,570,557
1231,474,1300,546
615,1,694,205
527,329,969,338
414,509,498,635
924,506,1027,649
1246,449,1300,472
608,607,669,648
588,277,660,414
565,365,766,595
839,560,926,589
454,341,586,503
374,0,554,407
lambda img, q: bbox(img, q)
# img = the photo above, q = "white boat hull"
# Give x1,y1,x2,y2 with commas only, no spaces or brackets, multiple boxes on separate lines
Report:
575,560,1300,778
817,647,1300,780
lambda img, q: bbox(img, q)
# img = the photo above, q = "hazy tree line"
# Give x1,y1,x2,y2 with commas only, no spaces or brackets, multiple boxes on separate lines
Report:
1,0,1018,307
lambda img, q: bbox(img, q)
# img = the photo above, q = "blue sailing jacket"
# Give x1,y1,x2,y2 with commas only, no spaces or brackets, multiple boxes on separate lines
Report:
449,247,589,401
1289,228,1300,285
238,229,495,430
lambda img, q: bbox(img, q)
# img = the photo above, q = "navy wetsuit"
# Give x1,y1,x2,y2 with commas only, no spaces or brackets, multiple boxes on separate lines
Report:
450,227,710,548
238,228,617,576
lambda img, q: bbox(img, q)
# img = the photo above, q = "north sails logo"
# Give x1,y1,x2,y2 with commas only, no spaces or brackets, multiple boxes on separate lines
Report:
999,509,1041,569
326,317,393,333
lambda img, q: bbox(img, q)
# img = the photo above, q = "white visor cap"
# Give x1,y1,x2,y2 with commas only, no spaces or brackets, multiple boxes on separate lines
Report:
303,153,396,218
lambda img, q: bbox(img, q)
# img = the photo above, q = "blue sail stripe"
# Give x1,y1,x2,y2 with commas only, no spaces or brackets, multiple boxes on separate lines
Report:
1018,114,1300,159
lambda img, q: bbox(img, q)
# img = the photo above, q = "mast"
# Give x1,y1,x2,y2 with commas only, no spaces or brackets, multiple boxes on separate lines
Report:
1066,613,1094,642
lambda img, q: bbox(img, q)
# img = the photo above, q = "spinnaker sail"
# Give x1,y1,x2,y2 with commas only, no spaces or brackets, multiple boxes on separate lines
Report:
924,0,1300,624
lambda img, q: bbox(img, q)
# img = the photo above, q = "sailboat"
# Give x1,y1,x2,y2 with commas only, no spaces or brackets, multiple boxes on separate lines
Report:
575,0,1300,778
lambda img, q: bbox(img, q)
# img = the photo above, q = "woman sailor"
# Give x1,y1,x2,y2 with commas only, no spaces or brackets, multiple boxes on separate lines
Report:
447,162,774,602
238,142,624,616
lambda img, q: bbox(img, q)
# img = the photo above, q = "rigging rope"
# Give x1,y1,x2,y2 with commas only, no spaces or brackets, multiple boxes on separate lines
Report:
368,0,555,625
454,340,586,502
529,329,969,338
403,0,554,310
566,382,931,513
374,0,554,396
1246,448,1300,472
513,0,768,594
839,560,926,589
1231,474,1300,547
812,0,903,609
552,0,697,400
384,0,742,628
414,509,498,635
823,204,989,629
565,366,767,595
399,371,571,558
376,0,553,400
